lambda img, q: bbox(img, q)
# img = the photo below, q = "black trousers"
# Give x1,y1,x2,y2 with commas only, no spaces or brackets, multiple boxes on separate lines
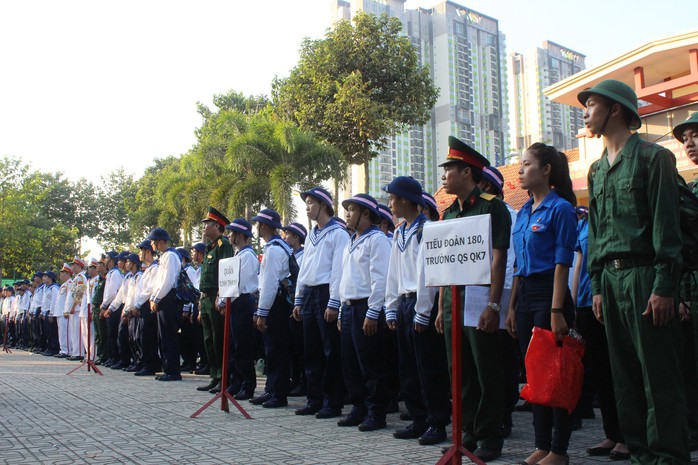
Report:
47,317,59,353
289,315,305,388
179,313,197,368
230,293,257,392
138,310,160,371
117,316,132,364
398,294,452,428
302,284,344,409
40,316,49,351
262,293,291,400
576,306,623,443
156,289,181,376
106,306,123,362
341,301,390,419
128,316,139,367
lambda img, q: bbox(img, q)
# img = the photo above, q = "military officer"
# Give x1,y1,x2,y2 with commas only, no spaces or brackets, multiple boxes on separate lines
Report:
196,207,234,392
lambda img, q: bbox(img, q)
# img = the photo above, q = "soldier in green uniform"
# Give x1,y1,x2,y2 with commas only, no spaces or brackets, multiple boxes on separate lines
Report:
196,207,234,394
673,112,698,451
434,136,511,461
581,80,689,464
93,258,108,364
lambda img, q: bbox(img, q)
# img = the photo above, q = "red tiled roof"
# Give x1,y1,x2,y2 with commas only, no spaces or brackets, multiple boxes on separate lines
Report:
433,148,580,213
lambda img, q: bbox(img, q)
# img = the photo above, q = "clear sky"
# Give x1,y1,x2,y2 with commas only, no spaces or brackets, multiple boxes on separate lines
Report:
1,0,695,183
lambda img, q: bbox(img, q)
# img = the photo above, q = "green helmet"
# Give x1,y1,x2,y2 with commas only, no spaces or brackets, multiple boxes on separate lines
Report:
673,113,698,142
577,79,642,130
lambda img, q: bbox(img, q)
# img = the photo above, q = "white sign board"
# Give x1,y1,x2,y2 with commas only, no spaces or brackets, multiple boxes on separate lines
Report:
423,214,492,287
463,286,512,329
218,256,241,299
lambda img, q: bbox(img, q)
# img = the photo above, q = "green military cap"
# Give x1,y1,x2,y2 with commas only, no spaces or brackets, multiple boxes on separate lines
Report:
673,113,698,142
201,206,229,227
440,136,490,169
577,79,642,130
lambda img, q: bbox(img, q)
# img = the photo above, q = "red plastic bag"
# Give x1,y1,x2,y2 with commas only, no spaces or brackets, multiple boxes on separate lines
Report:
520,327,585,414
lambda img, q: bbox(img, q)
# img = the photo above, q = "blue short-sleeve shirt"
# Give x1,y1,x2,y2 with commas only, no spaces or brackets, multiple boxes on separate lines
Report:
513,190,577,277
575,218,592,307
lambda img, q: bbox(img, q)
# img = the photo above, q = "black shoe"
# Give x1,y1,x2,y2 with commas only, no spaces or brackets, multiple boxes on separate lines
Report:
399,412,412,421
393,422,427,439
110,361,127,370
586,445,613,456
262,397,288,408
418,426,447,445
315,407,341,419
94,360,102,365
609,451,631,461
209,384,222,394
338,409,367,427
181,364,195,372
68,355,82,361
194,366,210,375
158,374,182,381
134,369,156,376
54,353,68,358
358,415,386,431
124,364,139,372
234,389,255,401
197,379,221,392
295,404,322,416
250,392,272,405
288,384,306,397
473,447,501,462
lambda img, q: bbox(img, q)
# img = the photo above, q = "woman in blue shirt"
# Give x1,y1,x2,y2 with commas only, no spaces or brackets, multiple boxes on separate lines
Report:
505,143,577,465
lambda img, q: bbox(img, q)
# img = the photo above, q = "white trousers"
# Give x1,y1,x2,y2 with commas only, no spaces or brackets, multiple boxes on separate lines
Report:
80,316,95,361
58,315,70,355
68,313,82,356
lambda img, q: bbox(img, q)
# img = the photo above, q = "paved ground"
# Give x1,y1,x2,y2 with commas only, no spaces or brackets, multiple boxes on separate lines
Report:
1,350,696,465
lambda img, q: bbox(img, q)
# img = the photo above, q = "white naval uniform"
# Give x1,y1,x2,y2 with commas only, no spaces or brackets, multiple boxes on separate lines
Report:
56,279,71,355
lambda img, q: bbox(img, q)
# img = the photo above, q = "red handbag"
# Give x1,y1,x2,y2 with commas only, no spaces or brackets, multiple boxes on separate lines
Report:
520,327,585,414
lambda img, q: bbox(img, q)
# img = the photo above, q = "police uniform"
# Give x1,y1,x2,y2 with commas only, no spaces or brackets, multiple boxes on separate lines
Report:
252,208,293,407
295,187,349,416
178,248,198,372
91,267,107,363
225,218,259,399
584,80,689,464
30,276,45,351
67,262,87,359
198,207,234,389
337,194,392,430
440,137,512,456
56,266,72,357
41,273,60,355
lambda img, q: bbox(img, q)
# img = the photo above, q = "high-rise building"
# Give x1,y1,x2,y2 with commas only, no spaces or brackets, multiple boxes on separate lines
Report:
509,41,585,153
332,0,509,200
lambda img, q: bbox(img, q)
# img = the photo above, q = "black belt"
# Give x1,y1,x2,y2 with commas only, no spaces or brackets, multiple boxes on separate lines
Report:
605,256,654,270
401,292,417,299
344,298,368,306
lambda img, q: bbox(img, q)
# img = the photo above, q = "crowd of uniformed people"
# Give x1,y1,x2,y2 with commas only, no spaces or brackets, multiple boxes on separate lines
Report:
2,81,698,465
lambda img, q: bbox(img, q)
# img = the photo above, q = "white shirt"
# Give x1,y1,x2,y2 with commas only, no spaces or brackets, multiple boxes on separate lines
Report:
256,237,290,316
31,284,45,314
295,219,349,310
384,214,434,324
69,272,88,314
109,271,133,311
182,264,198,311
83,275,99,316
235,245,260,297
19,290,31,314
339,228,391,321
101,268,123,310
42,283,60,316
2,295,14,317
132,261,159,311
56,281,70,317
294,247,304,269
151,248,181,304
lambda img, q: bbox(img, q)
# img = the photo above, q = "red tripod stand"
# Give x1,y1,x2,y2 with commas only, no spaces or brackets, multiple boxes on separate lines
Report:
190,297,251,419
67,304,102,375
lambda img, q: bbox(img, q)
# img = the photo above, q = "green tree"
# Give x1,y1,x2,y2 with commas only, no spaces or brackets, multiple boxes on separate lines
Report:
97,168,136,251
273,12,439,191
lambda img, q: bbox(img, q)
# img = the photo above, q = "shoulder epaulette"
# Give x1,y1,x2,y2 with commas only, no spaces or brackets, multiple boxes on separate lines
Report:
480,193,495,201
217,239,223,247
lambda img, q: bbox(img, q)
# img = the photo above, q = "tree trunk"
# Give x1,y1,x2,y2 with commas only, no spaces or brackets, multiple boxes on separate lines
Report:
363,152,370,193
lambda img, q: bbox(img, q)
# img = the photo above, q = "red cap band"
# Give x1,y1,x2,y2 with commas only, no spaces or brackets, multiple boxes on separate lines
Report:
447,148,487,170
